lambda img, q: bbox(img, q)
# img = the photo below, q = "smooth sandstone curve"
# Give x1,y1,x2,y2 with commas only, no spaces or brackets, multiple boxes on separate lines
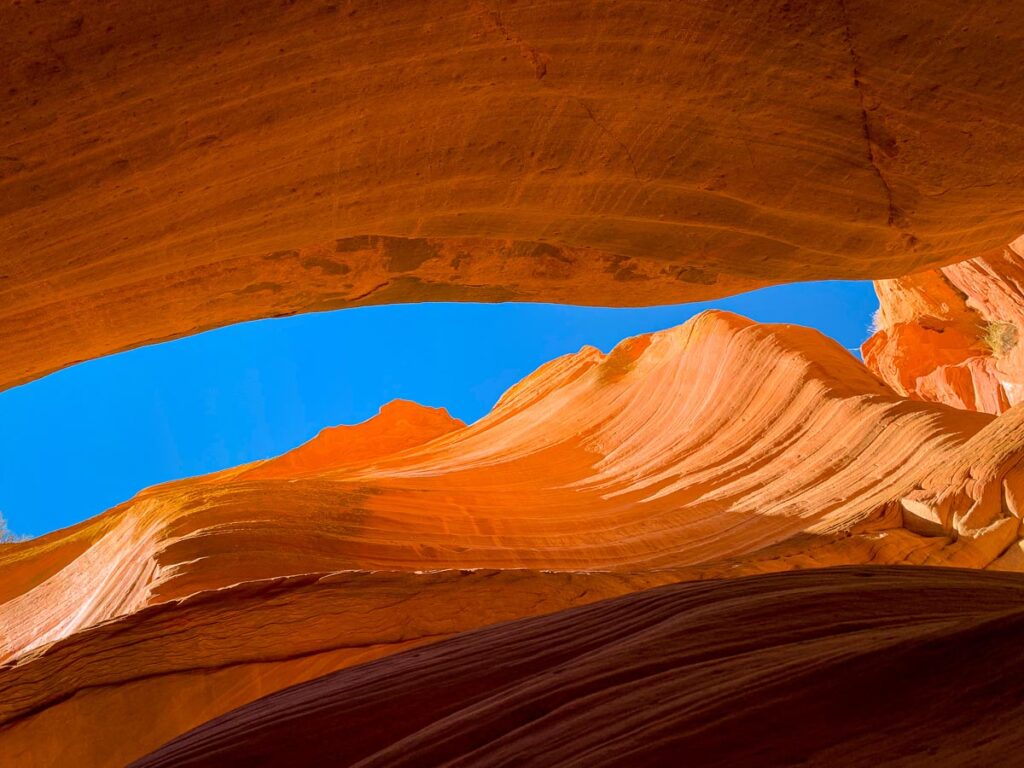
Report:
0,310,998,660
132,566,1024,768
6,312,1024,765
2,0,1024,389
0,569,665,768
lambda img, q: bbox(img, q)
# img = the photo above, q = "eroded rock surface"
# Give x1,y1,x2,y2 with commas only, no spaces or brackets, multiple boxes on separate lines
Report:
5,2,1024,764
3,0,1024,389
864,238,1024,413
132,566,1024,768
0,569,660,768
5,311,1024,766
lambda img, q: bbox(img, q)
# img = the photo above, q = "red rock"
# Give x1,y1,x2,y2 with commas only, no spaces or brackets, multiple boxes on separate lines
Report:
130,566,1024,768
864,241,1024,414
0,569,661,768
0,310,996,661
4,3,1024,763
6,312,1024,765
2,1,1024,390
243,400,464,480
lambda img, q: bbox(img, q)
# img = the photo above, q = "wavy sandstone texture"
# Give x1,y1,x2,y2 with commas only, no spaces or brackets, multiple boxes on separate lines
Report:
132,566,1024,768
864,236,1024,414
3,0,1024,390
5,312,1024,766
5,2,1024,764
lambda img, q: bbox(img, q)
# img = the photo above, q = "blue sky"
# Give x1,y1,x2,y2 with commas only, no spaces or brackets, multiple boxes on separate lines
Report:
0,281,877,537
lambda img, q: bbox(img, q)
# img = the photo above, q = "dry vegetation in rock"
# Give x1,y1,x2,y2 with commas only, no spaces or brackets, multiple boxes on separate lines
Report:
982,320,1019,357
864,250,1024,414
0,514,24,544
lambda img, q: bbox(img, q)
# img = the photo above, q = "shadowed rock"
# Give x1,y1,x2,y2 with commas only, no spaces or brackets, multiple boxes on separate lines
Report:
131,566,1024,768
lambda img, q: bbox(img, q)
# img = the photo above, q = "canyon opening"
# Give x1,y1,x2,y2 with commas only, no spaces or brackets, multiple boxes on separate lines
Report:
2,2,1024,767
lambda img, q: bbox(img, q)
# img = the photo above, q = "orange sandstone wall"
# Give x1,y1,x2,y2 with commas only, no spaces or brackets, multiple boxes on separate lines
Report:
3,2,1024,764
0,569,659,768
0,311,996,660
864,237,1024,413
2,0,1024,390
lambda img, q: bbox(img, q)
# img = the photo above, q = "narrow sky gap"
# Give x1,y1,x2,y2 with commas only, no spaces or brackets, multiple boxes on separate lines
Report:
0,281,877,537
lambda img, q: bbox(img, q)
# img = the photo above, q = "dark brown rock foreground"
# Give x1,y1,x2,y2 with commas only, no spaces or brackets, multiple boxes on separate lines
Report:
132,566,1024,768
0,569,659,768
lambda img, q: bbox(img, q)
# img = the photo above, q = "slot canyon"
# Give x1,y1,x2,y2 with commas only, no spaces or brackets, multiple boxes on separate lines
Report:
2,1,1024,766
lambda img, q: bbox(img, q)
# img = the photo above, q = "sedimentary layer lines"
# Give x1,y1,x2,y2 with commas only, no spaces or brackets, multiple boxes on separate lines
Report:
0,311,1001,664
6,312,1024,766
3,0,1023,389
132,566,1024,768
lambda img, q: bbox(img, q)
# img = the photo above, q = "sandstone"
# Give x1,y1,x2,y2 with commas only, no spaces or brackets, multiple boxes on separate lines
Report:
898,492,952,537
131,567,1024,768
0,311,997,660
0,569,661,768
2,1,1024,390
865,244,1024,413
4,5,1024,758
1003,470,1024,519
5,311,1024,765
989,540,1024,572
953,484,1004,536
242,399,464,480
928,516,1021,569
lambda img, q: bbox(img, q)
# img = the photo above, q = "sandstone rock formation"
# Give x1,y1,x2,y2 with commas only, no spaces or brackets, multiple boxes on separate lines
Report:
0,569,659,768
0,311,1000,658
5,311,1024,766
132,566,1024,768
864,236,1024,413
5,2,1024,764
3,0,1024,390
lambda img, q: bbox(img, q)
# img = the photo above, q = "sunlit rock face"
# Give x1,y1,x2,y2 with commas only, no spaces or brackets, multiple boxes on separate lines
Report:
5,311,1024,766
2,0,1024,390
864,237,1024,413
5,2,1024,764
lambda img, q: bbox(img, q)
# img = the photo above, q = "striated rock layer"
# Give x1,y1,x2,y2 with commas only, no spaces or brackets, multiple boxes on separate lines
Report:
3,0,1024,390
864,237,1024,413
5,311,1024,765
0,311,1000,658
0,569,661,768
133,566,1024,768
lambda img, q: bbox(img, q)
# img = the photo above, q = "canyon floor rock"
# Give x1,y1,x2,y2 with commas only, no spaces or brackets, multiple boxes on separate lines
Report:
131,566,1024,768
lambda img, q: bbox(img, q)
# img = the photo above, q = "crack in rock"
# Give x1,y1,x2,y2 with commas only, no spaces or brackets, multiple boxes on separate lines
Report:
474,0,548,80
837,0,907,230
576,98,641,179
